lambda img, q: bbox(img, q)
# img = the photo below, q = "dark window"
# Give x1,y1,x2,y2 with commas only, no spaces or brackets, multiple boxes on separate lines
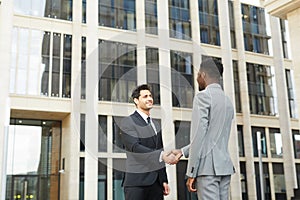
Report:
269,128,282,158
293,130,300,159
62,34,72,98
174,120,190,149
199,0,220,45
237,125,244,157
228,0,236,48
176,161,198,200
285,69,297,118
113,116,125,153
99,0,136,30
81,37,86,99
145,0,158,34
80,114,85,152
255,162,271,200
79,158,84,200
233,60,241,113
240,162,248,199
113,159,126,200
241,4,270,54
252,127,267,157
98,159,107,200
273,163,286,199
82,0,86,23
171,51,194,108
146,47,160,105
247,63,276,116
98,115,107,152
279,19,288,58
98,40,137,102
169,0,191,40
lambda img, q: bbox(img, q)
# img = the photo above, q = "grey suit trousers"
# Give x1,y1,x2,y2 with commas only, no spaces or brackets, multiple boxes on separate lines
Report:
196,175,231,200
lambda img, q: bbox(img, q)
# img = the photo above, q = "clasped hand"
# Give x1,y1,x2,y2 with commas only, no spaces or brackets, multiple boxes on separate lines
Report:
162,149,183,165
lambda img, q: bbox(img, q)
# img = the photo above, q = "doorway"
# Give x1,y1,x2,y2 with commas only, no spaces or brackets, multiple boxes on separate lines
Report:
5,119,61,200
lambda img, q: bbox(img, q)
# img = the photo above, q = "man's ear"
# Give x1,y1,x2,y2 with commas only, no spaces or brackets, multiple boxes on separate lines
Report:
133,98,139,105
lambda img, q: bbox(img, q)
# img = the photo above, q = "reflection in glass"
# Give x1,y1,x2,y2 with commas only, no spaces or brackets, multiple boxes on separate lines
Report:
199,0,220,45
99,0,136,30
98,159,107,200
174,121,190,149
6,120,61,200
81,37,86,99
146,47,160,104
98,115,107,152
273,163,286,199
145,0,158,34
269,128,282,158
113,159,125,200
293,130,300,159
98,40,137,102
252,127,267,157
63,34,72,98
171,51,194,108
255,162,271,200
169,0,191,40
237,125,244,157
14,0,73,21
52,33,61,97
113,116,125,153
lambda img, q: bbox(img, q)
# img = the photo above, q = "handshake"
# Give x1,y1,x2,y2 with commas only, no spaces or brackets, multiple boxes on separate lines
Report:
162,149,183,165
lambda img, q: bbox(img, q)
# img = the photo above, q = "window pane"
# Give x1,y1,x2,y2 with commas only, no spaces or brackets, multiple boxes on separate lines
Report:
293,130,300,159
269,128,282,158
51,33,61,97
98,115,107,152
273,163,286,199
252,127,267,157
237,125,244,157
98,159,107,200
113,159,125,200
63,34,72,98
174,121,190,149
171,51,194,108
146,47,160,104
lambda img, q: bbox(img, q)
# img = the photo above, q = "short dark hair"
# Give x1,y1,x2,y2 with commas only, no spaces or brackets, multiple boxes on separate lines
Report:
131,84,152,100
200,58,223,79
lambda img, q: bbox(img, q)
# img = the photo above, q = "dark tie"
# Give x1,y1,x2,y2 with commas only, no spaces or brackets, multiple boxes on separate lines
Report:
147,117,151,124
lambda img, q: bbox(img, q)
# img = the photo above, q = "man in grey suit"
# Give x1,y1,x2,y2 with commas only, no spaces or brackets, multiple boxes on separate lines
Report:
173,58,235,200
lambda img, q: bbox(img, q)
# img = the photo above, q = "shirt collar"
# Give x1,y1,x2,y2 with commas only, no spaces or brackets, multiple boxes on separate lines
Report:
136,109,150,123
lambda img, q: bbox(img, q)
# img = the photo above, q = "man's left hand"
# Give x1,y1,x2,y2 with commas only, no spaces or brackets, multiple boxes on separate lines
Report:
163,182,170,196
186,177,197,192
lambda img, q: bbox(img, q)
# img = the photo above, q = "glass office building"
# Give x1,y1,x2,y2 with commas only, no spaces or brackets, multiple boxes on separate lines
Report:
0,0,299,199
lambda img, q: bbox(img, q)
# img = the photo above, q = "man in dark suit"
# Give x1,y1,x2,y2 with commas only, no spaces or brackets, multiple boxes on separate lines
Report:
120,84,173,200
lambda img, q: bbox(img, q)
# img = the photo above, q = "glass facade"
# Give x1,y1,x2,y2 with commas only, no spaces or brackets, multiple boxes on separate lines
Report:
171,51,194,108
145,0,157,34
199,0,220,45
247,63,276,116
252,126,267,157
4,1,299,199
99,0,136,30
146,47,160,105
285,69,297,118
269,128,283,158
255,162,271,200
6,119,61,200
10,27,72,98
241,4,270,54
98,40,137,102
233,60,242,113
14,0,72,21
169,0,191,40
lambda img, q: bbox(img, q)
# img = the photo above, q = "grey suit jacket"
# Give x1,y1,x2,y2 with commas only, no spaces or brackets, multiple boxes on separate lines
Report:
182,83,235,177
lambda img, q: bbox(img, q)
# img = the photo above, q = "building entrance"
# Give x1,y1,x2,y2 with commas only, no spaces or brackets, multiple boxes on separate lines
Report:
5,119,61,200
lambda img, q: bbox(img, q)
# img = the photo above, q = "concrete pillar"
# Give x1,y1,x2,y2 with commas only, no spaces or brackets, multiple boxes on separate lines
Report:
0,0,13,199
233,0,257,199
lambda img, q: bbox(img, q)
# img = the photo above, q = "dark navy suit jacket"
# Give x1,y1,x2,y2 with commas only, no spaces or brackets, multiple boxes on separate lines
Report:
120,111,168,187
